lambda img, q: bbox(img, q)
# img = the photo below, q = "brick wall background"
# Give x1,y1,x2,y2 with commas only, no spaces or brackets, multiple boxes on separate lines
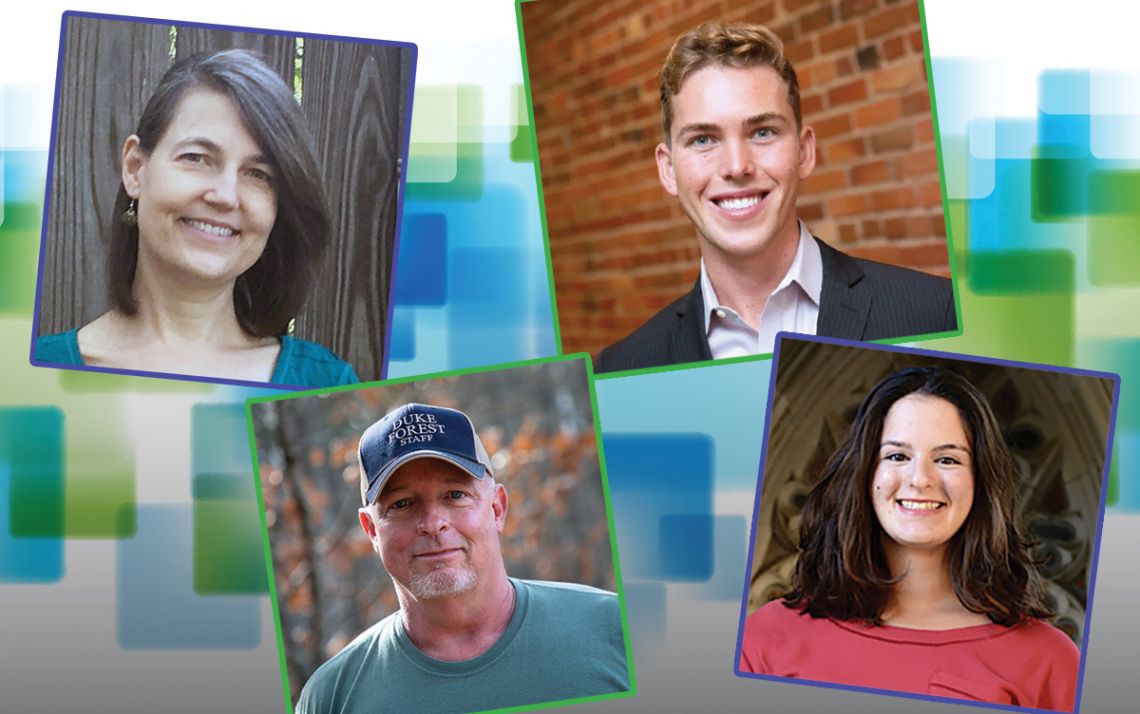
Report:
521,0,948,358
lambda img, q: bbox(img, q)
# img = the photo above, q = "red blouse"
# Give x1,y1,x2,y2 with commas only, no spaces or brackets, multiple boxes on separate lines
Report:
738,599,1080,711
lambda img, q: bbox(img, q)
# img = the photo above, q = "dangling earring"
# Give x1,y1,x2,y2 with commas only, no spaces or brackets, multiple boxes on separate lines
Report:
122,198,138,227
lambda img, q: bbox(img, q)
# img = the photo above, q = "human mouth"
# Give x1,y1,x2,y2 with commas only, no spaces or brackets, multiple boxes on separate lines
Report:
181,218,238,238
414,547,463,560
711,191,767,218
897,499,945,512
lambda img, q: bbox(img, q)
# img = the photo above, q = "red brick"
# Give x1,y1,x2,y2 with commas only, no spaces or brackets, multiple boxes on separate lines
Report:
828,193,869,217
909,29,925,54
826,137,867,162
799,200,825,221
785,38,815,65
840,0,880,20
839,222,858,242
918,178,943,207
809,167,849,191
819,24,859,55
870,125,914,153
815,112,853,138
828,78,868,106
801,92,825,116
799,5,836,34
871,187,918,210
915,117,935,143
884,217,907,238
837,56,855,76
783,0,821,12
882,35,906,61
851,241,949,271
864,4,919,40
901,88,930,116
851,160,893,184
853,98,901,128
895,146,938,176
862,218,881,238
871,59,923,93
800,59,838,88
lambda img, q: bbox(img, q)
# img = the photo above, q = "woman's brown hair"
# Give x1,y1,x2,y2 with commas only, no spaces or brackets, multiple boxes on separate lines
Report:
784,366,1054,626
108,49,329,338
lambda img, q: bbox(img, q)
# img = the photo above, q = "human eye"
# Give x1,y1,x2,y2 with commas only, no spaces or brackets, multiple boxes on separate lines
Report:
178,152,208,164
883,452,908,462
445,490,469,501
387,497,413,513
935,455,963,466
689,134,713,147
245,166,275,185
752,127,776,140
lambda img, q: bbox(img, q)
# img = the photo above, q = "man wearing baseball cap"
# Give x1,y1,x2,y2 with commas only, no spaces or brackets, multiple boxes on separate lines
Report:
295,403,632,714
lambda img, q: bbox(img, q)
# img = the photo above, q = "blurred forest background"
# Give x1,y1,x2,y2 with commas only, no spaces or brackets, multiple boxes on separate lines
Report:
250,359,616,701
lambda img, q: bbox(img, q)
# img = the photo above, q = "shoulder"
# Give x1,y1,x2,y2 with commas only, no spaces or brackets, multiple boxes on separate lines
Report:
743,598,812,636
33,328,82,365
520,579,620,613
1011,619,1081,663
276,336,360,388
817,238,957,335
739,599,824,673
295,615,396,713
594,290,697,374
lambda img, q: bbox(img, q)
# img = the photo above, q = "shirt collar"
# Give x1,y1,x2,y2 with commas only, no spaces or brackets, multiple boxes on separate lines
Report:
699,220,823,333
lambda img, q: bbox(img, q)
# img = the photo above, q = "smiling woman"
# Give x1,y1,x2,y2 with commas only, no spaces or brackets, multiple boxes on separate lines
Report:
738,366,1080,711
34,49,358,388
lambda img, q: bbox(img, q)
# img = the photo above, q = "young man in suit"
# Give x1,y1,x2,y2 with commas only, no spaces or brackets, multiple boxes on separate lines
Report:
594,21,956,374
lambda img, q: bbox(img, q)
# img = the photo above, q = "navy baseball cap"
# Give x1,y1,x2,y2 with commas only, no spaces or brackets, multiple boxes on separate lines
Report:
359,403,494,505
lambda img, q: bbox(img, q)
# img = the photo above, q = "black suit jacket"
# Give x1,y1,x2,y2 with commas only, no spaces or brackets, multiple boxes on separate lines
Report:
593,237,957,374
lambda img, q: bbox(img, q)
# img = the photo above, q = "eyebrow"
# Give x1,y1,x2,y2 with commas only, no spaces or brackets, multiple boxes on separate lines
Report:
676,112,791,137
743,112,789,126
171,137,271,165
880,440,971,453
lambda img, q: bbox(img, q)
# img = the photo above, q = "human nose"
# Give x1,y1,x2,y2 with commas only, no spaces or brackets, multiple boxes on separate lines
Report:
905,459,934,489
416,500,449,536
720,138,755,180
204,166,240,209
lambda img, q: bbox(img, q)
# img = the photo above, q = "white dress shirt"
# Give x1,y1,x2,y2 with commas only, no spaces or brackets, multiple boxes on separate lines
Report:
700,221,823,358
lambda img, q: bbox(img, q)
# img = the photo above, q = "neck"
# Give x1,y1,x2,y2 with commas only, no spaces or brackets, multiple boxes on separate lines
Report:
881,542,982,629
700,220,801,328
128,260,251,346
399,570,516,662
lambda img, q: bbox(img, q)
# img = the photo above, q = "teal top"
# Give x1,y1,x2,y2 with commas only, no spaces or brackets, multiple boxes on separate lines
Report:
33,328,359,388
295,578,632,714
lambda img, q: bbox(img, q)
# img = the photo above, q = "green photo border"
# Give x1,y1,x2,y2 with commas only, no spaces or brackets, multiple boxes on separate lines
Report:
514,0,964,381
245,352,638,712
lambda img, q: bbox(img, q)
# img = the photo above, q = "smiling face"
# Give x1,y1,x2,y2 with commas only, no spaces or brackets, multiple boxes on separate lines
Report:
121,87,278,290
655,64,815,261
871,394,975,559
359,458,508,601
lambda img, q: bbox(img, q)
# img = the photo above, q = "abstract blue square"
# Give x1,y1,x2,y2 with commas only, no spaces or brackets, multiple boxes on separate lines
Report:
191,403,250,478
603,434,713,582
387,307,416,362
658,513,713,581
393,213,447,306
117,505,260,649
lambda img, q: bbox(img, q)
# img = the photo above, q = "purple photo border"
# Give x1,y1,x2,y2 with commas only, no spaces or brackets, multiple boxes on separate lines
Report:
731,331,1121,714
28,9,419,391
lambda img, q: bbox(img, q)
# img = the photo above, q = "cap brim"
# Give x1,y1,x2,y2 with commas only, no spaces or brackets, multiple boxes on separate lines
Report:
365,451,487,505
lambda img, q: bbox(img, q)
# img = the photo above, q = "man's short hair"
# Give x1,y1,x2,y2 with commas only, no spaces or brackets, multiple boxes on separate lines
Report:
659,20,802,142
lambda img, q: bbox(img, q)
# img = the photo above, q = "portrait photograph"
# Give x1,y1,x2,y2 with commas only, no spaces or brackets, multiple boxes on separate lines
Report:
31,11,415,388
520,0,957,374
248,355,634,713
735,334,1118,712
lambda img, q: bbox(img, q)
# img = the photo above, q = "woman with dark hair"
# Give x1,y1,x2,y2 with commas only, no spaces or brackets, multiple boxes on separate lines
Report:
739,367,1079,710
34,49,358,387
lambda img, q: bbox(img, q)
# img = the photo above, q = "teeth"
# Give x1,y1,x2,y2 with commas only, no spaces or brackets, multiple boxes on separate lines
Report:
186,219,236,237
717,195,760,211
899,500,942,511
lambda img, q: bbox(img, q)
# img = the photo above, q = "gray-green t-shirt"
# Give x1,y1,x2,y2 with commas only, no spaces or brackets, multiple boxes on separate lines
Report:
295,578,631,714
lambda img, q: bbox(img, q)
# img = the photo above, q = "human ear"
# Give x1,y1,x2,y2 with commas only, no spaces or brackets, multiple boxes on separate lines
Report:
121,134,146,199
358,507,381,552
655,141,679,196
797,125,817,180
491,483,509,533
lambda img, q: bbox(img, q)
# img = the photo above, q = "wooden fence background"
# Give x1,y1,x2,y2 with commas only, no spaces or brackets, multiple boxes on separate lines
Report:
39,15,413,382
